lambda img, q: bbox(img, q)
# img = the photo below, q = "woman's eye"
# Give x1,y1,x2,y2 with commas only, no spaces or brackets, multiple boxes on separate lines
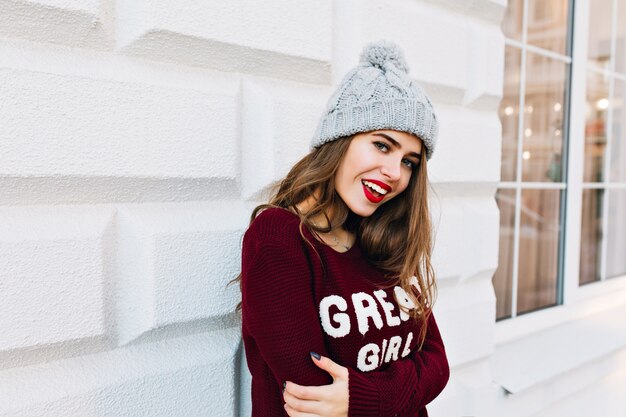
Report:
374,141,389,152
402,159,418,170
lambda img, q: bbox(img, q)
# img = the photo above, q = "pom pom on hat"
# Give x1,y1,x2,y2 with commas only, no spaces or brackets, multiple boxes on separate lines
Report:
359,40,409,73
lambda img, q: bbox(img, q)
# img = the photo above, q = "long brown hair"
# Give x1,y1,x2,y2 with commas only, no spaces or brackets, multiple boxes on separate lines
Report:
230,134,436,348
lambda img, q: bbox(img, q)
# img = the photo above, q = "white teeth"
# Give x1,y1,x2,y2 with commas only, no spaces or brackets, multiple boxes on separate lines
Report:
362,180,388,195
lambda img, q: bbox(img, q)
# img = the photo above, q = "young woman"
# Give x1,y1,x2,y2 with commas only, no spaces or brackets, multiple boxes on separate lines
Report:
235,41,449,417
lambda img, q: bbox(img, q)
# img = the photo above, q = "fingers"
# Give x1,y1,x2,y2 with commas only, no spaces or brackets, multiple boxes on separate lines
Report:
284,379,349,417
283,388,319,415
310,352,349,381
284,381,326,401
283,402,319,417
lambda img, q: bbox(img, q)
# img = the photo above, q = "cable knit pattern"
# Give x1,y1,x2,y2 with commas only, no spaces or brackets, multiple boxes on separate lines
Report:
310,40,439,160
241,207,449,416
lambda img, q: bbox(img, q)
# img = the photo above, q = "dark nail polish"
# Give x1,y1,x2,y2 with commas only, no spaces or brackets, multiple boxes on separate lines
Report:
310,351,321,360
282,381,286,393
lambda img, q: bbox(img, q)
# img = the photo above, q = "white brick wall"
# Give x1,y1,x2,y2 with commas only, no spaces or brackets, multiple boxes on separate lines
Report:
116,0,333,84
2,0,625,416
241,77,329,200
0,206,112,352
0,68,239,178
0,0,113,49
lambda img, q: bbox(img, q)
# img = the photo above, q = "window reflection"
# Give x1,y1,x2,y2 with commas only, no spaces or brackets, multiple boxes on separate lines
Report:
606,190,626,278
517,189,561,314
615,0,626,74
579,189,603,285
610,79,626,182
500,47,522,182
588,0,613,70
586,1,626,282
584,72,610,182
527,0,570,55
522,52,567,182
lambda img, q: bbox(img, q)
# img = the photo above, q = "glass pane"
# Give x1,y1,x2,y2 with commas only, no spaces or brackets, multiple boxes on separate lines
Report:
588,0,613,70
493,189,516,320
527,0,570,56
522,53,567,182
579,189,604,285
606,190,626,278
502,0,524,41
616,0,626,74
517,189,561,314
610,79,626,182
500,47,522,182
584,71,610,182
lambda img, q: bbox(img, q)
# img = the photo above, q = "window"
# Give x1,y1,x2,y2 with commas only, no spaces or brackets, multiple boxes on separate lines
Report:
495,0,626,321
494,0,573,320
580,0,626,285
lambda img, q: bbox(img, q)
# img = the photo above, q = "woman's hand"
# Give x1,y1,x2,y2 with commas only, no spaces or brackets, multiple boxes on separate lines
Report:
283,353,349,417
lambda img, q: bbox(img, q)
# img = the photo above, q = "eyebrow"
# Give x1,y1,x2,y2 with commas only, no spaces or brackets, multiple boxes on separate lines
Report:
372,133,422,160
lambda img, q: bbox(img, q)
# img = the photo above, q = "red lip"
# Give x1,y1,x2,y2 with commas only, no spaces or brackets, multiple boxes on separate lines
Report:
362,178,392,192
362,183,385,203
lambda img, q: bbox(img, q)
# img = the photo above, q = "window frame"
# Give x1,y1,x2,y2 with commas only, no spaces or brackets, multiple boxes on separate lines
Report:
496,0,573,320
495,0,626,332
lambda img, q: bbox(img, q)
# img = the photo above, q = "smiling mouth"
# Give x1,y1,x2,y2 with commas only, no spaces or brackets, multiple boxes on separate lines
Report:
362,180,389,196
361,180,386,202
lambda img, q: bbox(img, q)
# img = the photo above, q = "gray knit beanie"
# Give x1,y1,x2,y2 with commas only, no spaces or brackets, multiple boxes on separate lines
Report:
310,40,438,160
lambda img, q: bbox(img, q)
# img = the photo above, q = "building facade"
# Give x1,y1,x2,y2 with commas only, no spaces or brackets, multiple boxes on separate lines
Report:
0,0,624,416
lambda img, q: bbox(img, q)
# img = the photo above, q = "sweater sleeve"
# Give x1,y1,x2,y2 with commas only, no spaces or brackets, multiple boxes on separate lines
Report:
347,312,450,417
241,232,333,389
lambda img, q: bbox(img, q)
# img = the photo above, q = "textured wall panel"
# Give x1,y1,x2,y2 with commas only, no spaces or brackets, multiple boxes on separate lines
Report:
0,206,114,352
0,68,239,179
0,0,113,48
423,0,507,23
467,0,508,24
463,23,505,109
241,77,328,200
335,0,504,107
432,193,500,280
334,0,469,104
115,0,333,83
0,328,240,417
429,107,502,183
430,194,499,366
436,278,496,366
529,357,626,417
494,347,626,417
115,202,247,345
430,360,499,417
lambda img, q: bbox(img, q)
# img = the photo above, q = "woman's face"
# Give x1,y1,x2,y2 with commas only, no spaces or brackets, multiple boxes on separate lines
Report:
335,129,423,217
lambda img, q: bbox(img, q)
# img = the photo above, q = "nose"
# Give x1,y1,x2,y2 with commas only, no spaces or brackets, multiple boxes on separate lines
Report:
380,159,402,182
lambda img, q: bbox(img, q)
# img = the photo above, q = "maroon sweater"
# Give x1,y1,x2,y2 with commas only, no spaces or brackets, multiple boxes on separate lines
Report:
241,207,449,417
